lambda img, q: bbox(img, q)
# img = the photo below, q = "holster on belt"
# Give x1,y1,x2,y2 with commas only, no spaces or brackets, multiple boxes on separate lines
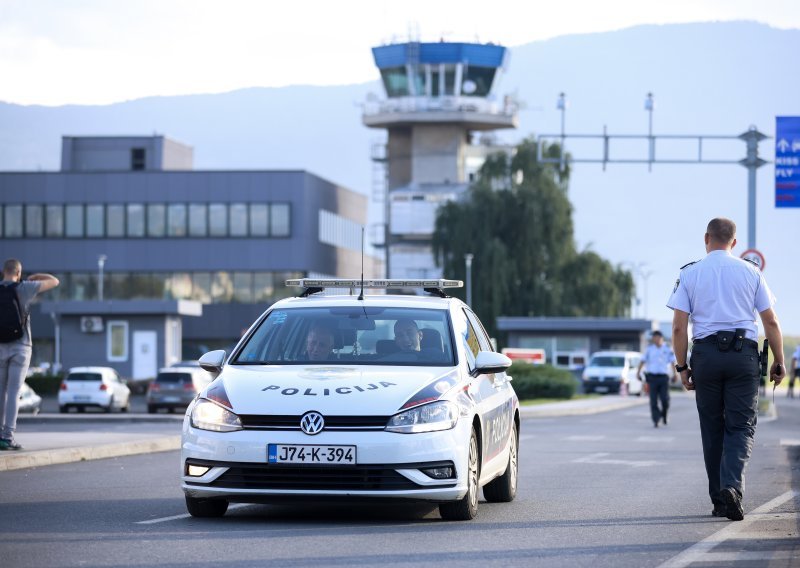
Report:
716,328,747,352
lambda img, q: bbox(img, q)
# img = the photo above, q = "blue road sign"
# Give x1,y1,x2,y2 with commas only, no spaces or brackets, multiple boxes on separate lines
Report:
776,116,800,207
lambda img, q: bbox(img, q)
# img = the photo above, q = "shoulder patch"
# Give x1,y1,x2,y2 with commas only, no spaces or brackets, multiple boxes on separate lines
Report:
680,260,699,270
742,257,759,267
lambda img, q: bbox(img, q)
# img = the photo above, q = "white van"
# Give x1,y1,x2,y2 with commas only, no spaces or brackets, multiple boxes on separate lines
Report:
581,351,643,395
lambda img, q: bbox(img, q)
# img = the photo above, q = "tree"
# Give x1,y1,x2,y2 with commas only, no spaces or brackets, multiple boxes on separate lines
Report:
432,137,634,337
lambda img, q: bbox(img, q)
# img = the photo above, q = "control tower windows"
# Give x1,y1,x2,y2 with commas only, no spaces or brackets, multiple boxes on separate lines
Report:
462,66,496,97
381,67,409,97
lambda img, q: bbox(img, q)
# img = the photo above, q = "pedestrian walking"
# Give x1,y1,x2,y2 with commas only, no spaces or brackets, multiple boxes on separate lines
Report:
667,218,784,521
637,330,676,427
0,259,59,450
788,345,800,398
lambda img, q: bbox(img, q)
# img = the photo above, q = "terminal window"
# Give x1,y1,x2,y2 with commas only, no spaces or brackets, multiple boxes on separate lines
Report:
131,148,146,171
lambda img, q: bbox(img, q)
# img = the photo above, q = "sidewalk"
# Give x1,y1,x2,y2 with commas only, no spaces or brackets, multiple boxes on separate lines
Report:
0,394,647,472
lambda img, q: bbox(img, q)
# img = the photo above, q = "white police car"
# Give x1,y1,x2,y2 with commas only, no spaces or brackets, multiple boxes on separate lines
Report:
181,279,519,520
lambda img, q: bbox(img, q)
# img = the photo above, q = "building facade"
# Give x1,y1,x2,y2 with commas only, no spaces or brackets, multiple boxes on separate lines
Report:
0,136,380,370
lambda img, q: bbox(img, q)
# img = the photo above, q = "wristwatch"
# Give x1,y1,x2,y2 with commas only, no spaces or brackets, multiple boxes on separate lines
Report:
675,363,689,373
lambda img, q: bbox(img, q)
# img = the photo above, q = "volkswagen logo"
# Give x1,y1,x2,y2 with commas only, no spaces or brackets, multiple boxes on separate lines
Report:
300,411,325,435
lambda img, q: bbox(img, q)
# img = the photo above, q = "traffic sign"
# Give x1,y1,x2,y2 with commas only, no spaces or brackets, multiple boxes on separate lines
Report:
740,248,765,271
775,116,800,207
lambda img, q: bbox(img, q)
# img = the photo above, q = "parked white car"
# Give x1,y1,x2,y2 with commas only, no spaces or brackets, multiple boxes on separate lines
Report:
581,351,643,395
181,278,519,521
58,366,131,413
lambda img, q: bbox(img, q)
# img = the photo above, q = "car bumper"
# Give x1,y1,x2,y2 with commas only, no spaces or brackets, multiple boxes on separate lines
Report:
147,393,196,407
582,379,622,393
180,415,471,503
57,392,112,406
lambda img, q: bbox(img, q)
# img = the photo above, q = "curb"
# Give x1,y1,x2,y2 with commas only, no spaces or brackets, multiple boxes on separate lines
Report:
0,435,181,472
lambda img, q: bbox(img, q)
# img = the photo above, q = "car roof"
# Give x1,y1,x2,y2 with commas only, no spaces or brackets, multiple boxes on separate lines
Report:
271,293,460,311
159,366,200,373
67,366,117,374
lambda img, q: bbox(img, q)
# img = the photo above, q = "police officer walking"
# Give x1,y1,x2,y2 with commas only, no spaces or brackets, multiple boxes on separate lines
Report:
668,218,785,521
637,330,676,428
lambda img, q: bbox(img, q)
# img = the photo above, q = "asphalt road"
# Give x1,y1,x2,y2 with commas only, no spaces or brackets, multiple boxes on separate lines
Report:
1,394,798,567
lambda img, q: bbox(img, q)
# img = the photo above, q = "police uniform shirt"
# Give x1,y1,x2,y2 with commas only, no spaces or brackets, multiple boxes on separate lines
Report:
666,250,775,341
642,343,676,375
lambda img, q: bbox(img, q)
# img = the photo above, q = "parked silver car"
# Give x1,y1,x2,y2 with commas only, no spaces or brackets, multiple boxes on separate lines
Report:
147,367,213,413
18,382,42,414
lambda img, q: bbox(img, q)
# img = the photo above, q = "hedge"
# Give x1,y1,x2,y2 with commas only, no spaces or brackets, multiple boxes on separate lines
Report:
508,362,576,400
26,374,63,396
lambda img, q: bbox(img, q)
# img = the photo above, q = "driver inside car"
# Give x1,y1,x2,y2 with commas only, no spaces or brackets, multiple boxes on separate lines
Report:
305,323,335,361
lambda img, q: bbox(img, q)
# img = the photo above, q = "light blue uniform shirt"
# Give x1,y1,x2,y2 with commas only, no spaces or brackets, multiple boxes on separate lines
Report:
666,250,775,341
641,343,676,374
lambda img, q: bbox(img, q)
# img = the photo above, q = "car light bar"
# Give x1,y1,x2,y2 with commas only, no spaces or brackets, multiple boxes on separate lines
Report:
286,279,463,289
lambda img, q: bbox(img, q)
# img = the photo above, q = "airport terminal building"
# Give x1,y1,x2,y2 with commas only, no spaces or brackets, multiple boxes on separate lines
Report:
0,135,380,372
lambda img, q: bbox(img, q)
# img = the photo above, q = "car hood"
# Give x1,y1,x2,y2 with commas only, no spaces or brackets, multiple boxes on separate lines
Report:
217,364,461,416
584,366,625,377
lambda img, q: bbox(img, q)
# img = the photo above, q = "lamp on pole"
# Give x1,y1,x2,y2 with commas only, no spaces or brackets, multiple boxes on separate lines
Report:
97,254,107,301
464,253,474,306
557,92,568,172
644,92,655,172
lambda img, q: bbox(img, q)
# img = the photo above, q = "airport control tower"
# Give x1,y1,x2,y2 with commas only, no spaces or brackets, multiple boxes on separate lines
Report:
363,40,518,279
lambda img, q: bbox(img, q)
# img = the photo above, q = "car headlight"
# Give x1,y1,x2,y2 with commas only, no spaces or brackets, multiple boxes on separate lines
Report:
190,399,242,432
385,401,458,434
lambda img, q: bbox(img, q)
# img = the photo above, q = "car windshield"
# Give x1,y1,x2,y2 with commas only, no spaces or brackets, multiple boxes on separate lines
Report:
67,373,103,381
590,356,625,367
156,372,192,383
233,306,455,366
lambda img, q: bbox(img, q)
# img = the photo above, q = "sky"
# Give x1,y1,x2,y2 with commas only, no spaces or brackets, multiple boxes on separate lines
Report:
1,0,799,106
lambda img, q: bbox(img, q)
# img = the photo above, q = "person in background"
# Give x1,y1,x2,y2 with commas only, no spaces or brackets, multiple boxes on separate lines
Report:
0,259,59,451
788,345,800,398
637,330,676,428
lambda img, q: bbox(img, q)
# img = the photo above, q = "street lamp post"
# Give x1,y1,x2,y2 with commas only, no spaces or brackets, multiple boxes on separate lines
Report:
98,254,107,301
645,92,655,172
464,253,474,306
557,92,568,172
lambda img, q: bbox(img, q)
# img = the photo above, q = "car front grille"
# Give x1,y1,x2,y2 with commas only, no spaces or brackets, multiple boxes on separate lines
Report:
238,414,390,431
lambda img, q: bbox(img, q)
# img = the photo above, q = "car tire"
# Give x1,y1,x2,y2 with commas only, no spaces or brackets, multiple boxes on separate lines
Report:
120,402,129,413
185,495,228,518
59,405,68,414
77,406,85,413
483,425,518,503
147,405,156,414
439,427,479,521
104,396,114,413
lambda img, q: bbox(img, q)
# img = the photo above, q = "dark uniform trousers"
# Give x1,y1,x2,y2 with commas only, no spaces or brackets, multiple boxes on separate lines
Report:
645,373,670,424
690,341,760,506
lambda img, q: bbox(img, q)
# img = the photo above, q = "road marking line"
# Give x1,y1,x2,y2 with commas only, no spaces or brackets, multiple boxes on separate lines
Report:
136,503,250,524
566,435,605,441
657,490,798,568
780,439,800,446
572,452,662,468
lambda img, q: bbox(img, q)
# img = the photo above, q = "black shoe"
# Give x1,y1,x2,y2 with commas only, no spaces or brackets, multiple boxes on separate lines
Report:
662,411,668,425
712,504,727,517
653,421,659,428
721,487,744,521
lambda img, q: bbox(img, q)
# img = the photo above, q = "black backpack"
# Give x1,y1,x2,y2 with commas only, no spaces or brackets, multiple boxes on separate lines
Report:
0,283,25,343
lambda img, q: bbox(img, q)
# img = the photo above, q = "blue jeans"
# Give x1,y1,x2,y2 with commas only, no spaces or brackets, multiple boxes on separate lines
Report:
0,342,32,440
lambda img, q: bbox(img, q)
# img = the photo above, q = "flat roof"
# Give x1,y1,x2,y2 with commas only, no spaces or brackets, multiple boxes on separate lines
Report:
40,300,202,317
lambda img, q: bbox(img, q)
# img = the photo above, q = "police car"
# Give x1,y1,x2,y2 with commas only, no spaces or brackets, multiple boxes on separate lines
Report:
181,279,519,521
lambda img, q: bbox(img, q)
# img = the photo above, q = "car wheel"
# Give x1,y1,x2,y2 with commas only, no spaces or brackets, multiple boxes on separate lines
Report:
59,405,68,414
483,425,518,503
147,405,156,414
439,427,479,521
77,406,85,413
104,396,114,413
185,495,228,518
120,402,129,413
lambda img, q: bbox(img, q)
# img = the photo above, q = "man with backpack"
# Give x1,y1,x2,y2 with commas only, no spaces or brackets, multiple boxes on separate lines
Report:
0,259,59,450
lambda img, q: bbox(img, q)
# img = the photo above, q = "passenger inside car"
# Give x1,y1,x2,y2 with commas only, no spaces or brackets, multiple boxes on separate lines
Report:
394,318,422,352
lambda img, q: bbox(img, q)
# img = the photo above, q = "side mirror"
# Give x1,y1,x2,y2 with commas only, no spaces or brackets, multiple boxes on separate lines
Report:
198,350,227,378
471,351,512,377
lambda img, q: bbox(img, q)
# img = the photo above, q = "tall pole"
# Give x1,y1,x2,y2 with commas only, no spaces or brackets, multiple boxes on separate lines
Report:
464,253,474,306
557,93,567,172
645,92,654,172
98,254,107,301
739,126,768,250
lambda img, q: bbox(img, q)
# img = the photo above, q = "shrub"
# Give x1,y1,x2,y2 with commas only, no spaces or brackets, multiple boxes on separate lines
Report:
508,362,576,400
26,374,63,395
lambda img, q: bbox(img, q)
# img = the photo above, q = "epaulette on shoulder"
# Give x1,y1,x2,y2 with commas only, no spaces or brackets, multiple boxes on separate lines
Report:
742,257,759,267
680,260,699,270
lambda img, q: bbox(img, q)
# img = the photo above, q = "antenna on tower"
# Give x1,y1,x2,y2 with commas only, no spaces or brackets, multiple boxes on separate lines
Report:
358,226,365,301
